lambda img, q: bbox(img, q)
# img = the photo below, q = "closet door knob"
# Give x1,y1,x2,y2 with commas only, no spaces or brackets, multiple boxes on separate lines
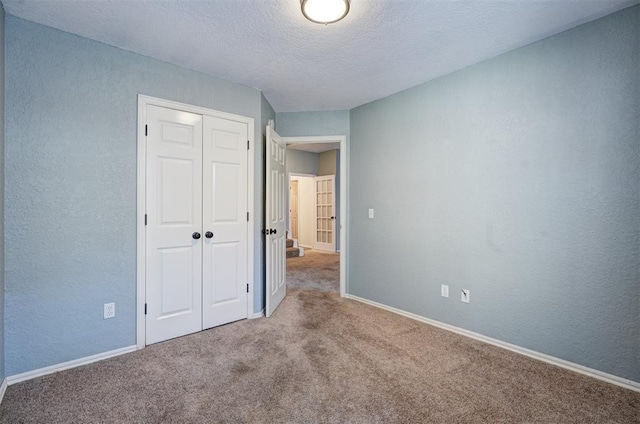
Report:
192,232,201,240
205,231,214,239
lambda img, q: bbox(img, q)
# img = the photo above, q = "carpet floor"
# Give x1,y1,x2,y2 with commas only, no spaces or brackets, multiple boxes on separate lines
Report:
286,249,339,292
1,290,638,423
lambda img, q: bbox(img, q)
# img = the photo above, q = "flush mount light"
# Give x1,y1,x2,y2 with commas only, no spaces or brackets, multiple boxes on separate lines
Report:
301,0,350,24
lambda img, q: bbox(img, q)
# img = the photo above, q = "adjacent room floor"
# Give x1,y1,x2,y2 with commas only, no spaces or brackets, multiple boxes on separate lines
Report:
286,249,339,293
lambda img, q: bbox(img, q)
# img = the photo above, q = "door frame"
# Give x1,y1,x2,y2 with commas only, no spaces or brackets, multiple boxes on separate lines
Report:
136,94,255,349
284,136,347,298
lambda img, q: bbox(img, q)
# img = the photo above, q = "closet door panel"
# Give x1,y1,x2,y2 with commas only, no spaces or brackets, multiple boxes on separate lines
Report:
145,105,203,345
202,116,249,329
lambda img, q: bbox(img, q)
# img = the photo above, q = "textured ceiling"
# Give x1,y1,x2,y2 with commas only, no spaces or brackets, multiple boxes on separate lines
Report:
3,0,638,112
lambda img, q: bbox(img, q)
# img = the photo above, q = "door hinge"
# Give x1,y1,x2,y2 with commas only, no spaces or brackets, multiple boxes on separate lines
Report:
247,140,250,150
144,303,147,315
247,212,249,222
145,125,148,136
145,214,147,225
246,284,249,293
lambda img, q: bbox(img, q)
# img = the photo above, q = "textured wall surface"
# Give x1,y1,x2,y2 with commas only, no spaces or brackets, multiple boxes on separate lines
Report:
276,111,349,138
0,3,5,381
350,6,639,382
5,17,263,376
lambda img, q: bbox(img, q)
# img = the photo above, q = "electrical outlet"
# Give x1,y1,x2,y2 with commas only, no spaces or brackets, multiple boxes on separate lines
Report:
461,289,470,304
441,284,449,298
104,302,115,319
368,208,374,219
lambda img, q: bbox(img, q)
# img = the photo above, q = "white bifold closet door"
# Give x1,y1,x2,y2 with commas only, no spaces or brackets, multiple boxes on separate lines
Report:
145,105,248,345
201,116,248,329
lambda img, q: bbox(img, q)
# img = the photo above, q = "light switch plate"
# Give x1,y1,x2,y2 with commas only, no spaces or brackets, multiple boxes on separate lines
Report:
441,285,449,298
368,208,374,219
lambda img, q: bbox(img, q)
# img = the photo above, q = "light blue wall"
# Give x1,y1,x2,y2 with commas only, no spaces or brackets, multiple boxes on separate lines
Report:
0,3,5,381
277,110,349,251
259,94,276,311
286,149,318,176
349,6,639,382
4,17,264,376
276,110,350,139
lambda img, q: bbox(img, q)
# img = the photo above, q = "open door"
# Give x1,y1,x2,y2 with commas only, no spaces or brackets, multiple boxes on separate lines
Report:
265,126,287,317
313,175,336,252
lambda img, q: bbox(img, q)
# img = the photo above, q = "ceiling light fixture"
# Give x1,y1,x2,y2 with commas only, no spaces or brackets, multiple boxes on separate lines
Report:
301,0,350,24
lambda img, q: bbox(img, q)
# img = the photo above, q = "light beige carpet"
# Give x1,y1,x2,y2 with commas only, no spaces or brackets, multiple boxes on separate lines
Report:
286,249,339,292
1,290,638,423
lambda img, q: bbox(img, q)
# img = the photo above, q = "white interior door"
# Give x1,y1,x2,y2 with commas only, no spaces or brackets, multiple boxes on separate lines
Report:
201,116,249,329
265,126,287,317
145,105,203,345
313,175,336,252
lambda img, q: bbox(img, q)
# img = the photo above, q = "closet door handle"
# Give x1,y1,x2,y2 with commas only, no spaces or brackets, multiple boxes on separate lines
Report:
192,232,201,240
205,231,214,239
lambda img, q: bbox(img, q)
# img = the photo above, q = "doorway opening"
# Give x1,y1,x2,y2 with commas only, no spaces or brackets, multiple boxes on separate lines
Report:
284,138,345,296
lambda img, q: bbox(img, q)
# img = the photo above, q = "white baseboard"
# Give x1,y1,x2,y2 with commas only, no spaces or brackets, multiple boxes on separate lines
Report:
299,244,312,249
7,345,137,385
0,378,7,405
250,309,264,319
345,294,640,393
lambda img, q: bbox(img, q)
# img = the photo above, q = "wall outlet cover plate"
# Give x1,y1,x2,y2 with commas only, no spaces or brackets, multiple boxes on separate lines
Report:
461,290,470,304
104,302,116,319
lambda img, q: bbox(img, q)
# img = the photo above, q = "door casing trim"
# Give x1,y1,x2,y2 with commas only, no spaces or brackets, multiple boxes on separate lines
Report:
136,94,255,349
